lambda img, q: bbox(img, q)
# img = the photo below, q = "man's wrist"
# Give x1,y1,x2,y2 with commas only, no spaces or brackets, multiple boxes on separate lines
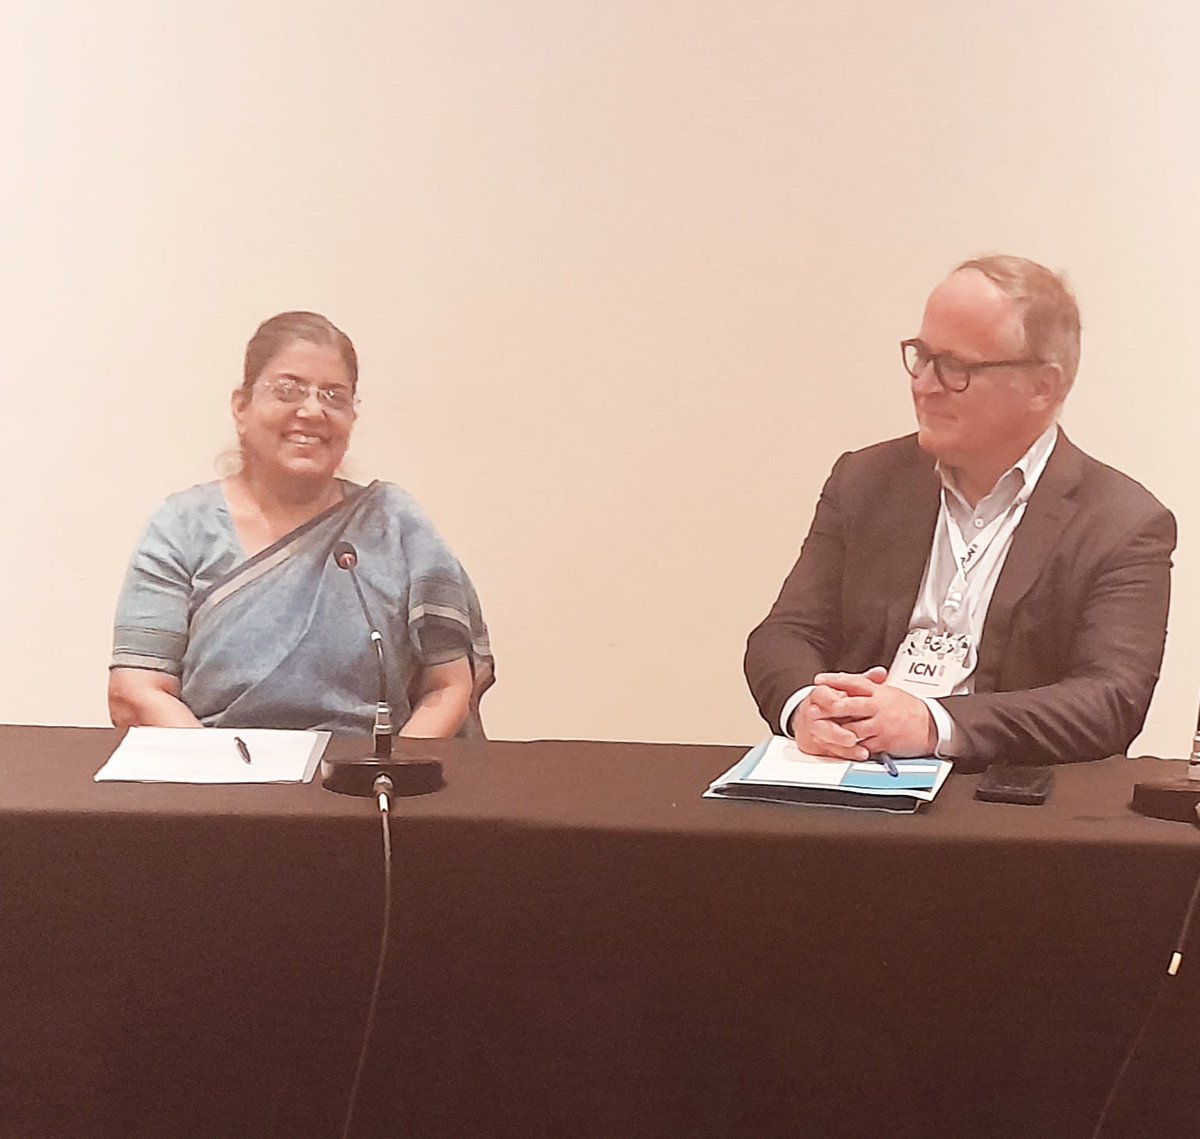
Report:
780,686,814,737
921,696,956,758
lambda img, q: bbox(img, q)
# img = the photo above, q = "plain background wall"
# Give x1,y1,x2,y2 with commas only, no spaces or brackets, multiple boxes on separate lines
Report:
2,1,1197,754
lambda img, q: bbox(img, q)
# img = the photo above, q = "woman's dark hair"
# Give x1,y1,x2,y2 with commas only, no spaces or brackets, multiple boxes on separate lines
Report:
241,311,358,392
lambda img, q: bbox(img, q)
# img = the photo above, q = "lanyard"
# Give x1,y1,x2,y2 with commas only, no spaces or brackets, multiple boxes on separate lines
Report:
937,488,1027,634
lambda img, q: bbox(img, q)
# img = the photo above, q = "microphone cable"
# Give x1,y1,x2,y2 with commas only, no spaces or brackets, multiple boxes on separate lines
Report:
339,775,395,1139
1089,814,1200,1139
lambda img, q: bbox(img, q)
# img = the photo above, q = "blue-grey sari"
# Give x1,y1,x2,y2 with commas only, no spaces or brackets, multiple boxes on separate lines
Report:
112,480,493,736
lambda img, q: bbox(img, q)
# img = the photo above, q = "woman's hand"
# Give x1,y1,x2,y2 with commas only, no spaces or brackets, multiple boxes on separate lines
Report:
108,668,203,728
399,658,473,739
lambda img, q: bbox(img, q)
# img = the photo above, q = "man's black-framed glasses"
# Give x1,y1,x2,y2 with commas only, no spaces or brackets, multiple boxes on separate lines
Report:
900,338,1044,393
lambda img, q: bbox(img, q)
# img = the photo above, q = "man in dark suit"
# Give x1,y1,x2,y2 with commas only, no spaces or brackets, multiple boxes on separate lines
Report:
744,255,1175,770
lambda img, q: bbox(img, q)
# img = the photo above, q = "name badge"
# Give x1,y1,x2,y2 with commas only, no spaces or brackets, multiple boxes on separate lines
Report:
887,628,972,698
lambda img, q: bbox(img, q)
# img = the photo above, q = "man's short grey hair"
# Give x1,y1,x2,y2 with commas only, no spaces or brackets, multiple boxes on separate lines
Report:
955,254,1081,388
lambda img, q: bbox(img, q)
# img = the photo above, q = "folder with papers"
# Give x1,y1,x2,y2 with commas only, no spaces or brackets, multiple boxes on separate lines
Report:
705,735,952,813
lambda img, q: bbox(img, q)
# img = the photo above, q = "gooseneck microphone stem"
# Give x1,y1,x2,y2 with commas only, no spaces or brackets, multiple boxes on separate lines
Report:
333,542,393,759
1189,697,1200,780
345,575,392,759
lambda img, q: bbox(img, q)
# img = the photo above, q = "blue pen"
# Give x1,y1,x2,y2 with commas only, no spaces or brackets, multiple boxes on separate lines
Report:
880,754,899,778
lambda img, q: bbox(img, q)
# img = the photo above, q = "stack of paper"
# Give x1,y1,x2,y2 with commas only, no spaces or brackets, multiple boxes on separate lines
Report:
705,735,952,813
94,727,330,784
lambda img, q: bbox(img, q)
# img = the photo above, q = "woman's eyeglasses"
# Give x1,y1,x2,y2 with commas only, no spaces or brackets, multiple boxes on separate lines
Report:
258,376,358,412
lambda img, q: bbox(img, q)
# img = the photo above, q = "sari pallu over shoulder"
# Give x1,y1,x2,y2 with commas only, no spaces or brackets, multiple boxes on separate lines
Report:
182,480,493,736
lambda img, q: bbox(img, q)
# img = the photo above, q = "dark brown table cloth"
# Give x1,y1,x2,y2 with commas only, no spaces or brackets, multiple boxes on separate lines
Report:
2,725,1198,1138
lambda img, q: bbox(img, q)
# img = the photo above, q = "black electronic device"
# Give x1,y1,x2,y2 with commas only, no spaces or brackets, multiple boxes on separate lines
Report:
974,764,1054,805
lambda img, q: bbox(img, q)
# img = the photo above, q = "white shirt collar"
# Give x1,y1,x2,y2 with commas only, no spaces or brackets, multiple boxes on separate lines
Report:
938,422,1059,520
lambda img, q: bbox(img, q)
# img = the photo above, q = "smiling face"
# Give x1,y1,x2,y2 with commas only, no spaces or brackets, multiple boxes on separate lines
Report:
911,268,1061,492
232,337,356,489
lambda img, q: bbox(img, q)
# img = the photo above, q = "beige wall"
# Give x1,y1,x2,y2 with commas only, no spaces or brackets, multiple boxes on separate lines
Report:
2,1,1197,754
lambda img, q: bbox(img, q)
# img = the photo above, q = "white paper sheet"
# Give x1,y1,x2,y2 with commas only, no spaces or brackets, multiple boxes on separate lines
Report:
94,727,330,784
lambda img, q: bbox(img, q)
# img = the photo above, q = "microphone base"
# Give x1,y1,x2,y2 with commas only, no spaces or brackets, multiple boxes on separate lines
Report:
1130,777,1200,824
321,754,444,798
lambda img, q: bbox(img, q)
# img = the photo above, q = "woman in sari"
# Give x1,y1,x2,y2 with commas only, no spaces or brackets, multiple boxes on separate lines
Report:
109,311,492,737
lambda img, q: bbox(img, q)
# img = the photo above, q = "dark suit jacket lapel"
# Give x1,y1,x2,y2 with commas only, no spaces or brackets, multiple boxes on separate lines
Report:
881,446,942,657
974,429,1083,690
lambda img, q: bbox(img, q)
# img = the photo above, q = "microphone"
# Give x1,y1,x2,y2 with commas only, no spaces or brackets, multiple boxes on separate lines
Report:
323,541,443,799
1130,694,1200,823
332,541,392,758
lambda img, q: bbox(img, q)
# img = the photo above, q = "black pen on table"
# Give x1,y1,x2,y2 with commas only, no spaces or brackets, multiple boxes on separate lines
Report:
234,736,252,765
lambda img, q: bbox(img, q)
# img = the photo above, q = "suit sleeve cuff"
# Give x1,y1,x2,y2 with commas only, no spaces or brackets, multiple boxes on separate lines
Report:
780,687,814,737
922,697,957,758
